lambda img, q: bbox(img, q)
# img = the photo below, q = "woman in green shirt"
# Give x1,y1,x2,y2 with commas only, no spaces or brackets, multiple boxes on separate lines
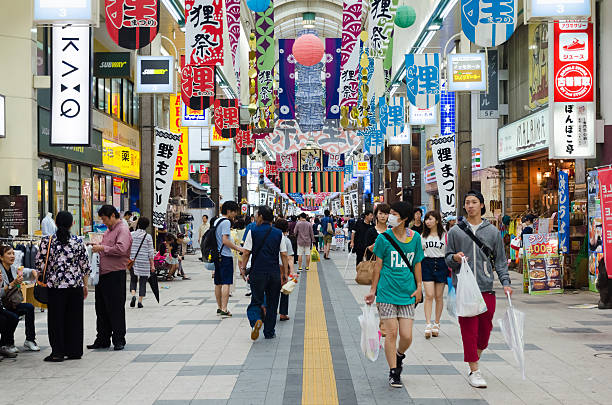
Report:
365,201,424,388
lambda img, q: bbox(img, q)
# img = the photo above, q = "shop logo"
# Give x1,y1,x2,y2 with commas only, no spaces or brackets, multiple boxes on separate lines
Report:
559,33,588,61
99,61,128,68
555,63,592,100
142,68,168,75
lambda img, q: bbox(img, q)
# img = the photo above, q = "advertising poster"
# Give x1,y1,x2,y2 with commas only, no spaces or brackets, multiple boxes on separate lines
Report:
81,178,92,233
0,195,28,237
170,94,189,180
598,167,612,279
528,23,548,109
523,233,563,295
299,149,323,172
587,170,603,292
430,135,457,219
447,53,487,92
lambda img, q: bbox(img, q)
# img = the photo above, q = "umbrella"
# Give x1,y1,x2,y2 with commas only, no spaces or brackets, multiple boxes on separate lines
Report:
343,250,353,273
148,273,160,303
498,291,525,379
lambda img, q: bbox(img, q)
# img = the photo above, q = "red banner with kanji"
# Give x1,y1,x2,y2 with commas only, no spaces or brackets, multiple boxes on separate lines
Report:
234,126,255,155
214,99,239,138
185,0,224,65
105,0,160,49
180,55,214,110
599,167,612,278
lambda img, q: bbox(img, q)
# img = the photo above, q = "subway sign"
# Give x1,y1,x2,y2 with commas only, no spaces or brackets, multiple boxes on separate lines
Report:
136,56,174,93
94,52,131,78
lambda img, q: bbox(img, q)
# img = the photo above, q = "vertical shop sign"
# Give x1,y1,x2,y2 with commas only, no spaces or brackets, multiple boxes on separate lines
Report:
440,82,455,136
267,194,275,209
479,49,499,118
598,168,612,279
528,23,548,109
153,128,181,228
339,0,362,109
185,0,224,65
405,54,441,109
170,94,189,180
550,102,595,159
523,233,563,295
460,0,517,47
587,170,604,291
558,170,570,254
51,26,91,146
278,39,296,119
368,0,398,58
430,135,457,219
259,190,268,206
554,22,594,102
0,196,28,237
350,190,359,215
343,193,352,216
104,0,160,50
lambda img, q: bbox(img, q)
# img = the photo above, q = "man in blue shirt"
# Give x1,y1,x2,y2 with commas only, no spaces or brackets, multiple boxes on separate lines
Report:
240,206,288,340
214,201,245,318
320,210,335,259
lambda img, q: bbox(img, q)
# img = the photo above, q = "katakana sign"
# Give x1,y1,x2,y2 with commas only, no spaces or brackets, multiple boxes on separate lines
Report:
431,135,457,219
153,128,181,228
460,0,517,47
185,0,224,65
447,53,487,92
105,0,160,50
554,21,594,103
405,53,441,109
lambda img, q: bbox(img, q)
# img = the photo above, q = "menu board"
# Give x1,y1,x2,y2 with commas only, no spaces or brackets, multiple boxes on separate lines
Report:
0,195,28,237
523,233,564,295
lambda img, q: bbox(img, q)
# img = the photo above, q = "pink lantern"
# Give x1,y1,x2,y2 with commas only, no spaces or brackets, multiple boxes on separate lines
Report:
292,34,324,66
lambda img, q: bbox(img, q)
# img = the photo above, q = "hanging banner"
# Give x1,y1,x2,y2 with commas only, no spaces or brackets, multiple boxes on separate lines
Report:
104,0,160,49
170,94,189,180
523,233,563,295
267,194,275,209
405,53,441,109
265,161,278,177
185,0,224,65
153,128,181,228
288,193,304,204
263,120,309,155
313,120,361,154
235,127,255,155
379,97,405,137
51,26,91,146
325,38,342,119
431,135,457,219
278,39,296,119
409,104,437,125
460,0,517,47
255,0,275,124
339,0,362,109
528,23,549,109
558,170,570,254
214,99,239,138
181,55,215,110
440,81,456,136
323,153,345,172
296,62,325,132
553,21,594,103
389,126,412,145
447,53,487,92
357,46,375,135
368,0,398,58
550,102,595,159
588,170,604,289
363,127,384,155
226,0,240,69
350,191,359,214
479,49,499,119
259,190,268,206
299,149,323,172
343,193,352,216
277,153,298,172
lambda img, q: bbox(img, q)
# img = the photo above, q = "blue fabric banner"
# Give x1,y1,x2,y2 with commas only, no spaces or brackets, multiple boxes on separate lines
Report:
325,38,342,119
278,39,295,119
558,170,570,254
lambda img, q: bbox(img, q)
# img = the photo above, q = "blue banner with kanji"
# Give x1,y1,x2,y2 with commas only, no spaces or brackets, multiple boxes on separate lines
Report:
405,53,441,109
460,0,517,48
558,170,570,254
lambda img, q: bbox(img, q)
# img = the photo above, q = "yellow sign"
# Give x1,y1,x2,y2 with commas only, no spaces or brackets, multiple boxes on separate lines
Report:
170,94,189,180
357,161,369,172
102,139,140,178
210,125,232,146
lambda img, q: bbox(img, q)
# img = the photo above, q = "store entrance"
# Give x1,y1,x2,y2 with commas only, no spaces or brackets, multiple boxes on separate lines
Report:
37,172,52,224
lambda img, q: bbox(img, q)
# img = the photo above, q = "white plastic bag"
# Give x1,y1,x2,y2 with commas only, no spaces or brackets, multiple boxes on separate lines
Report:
456,258,487,317
89,252,100,286
359,304,382,362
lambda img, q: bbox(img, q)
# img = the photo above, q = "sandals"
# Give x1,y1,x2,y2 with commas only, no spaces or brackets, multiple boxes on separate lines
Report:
432,323,440,337
425,323,432,339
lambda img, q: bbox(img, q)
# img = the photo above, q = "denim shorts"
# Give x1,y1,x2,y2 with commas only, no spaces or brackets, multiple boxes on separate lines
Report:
214,256,234,285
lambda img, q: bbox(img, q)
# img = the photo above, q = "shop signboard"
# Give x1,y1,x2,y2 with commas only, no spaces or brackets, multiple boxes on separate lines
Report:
388,126,412,145
210,125,232,146
152,128,180,228
181,102,208,127
587,170,603,291
0,195,28,237
34,0,95,24
440,82,455,136
267,194,275,209
136,56,173,93
350,191,359,215
447,53,487,92
528,23,549,109
259,190,268,206
526,0,591,21
558,170,570,254
550,102,595,159
598,167,612,279
343,193,351,216
498,107,549,161
102,139,140,178
51,26,91,146
355,160,370,175
478,49,499,119
93,52,130,77
170,94,189,181
39,107,103,166
431,135,457,219
553,22,594,103
409,104,437,125
523,233,563,295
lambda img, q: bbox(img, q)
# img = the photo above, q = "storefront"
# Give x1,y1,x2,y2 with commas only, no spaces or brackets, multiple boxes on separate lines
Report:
38,106,103,235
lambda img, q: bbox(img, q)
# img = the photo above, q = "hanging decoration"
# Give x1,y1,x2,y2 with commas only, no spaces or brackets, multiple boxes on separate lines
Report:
405,53,441,109
295,62,325,132
153,128,181,228
255,0,275,130
325,38,342,119
395,5,416,28
460,0,517,47
293,34,325,66
180,55,215,110
368,0,398,58
379,96,405,137
185,0,224,65
323,153,345,172
338,0,363,128
431,135,457,219
299,149,323,172
278,39,296,119
104,0,160,50
262,119,309,155
226,0,241,88
363,126,384,155
214,99,239,138
265,160,278,177
312,120,361,154
234,126,256,155
357,40,375,130
247,0,270,12
277,152,299,172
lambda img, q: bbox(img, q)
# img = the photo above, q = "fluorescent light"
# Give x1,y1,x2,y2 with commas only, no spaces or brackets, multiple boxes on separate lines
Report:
427,22,442,31
439,0,459,20
417,31,436,53
162,0,182,23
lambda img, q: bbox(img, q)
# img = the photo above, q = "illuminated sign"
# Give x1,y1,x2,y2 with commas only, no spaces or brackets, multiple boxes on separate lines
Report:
136,56,173,93
447,53,487,92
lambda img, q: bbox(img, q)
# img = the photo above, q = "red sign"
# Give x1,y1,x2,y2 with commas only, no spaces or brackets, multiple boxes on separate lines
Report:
214,99,239,138
180,55,214,110
235,127,255,155
105,0,160,50
598,167,612,279
185,0,224,65
554,21,594,102
265,161,278,177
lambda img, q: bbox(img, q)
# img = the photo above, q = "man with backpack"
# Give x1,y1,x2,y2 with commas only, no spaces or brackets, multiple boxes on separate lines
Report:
203,201,245,318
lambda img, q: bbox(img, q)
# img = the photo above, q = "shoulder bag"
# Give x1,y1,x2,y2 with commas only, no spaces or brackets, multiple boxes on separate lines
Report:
1,270,24,310
126,235,146,271
456,221,496,271
381,232,420,308
34,236,53,305
355,254,377,285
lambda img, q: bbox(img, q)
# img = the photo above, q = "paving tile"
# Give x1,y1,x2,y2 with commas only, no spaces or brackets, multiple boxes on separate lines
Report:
128,327,173,333
132,354,193,363
586,344,612,351
549,327,601,333
412,400,489,405
442,352,504,362
177,365,213,376
521,300,559,304
487,343,541,351
414,320,454,325
576,320,612,326
176,319,221,325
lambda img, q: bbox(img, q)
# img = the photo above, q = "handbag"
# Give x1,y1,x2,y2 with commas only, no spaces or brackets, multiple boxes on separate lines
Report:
381,232,420,308
126,235,146,270
355,254,376,285
2,282,23,310
34,237,53,305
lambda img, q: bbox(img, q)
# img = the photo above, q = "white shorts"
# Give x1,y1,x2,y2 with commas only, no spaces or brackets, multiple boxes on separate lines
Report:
297,245,310,256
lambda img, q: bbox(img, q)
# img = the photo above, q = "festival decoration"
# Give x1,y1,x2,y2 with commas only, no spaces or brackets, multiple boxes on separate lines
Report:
405,53,441,108
431,135,457,219
234,126,256,155
395,5,416,28
214,99,239,138
293,34,325,66
338,0,363,128
104,0,160,50
185,0,224,65
323,153,345,172
180,56,215,110
357,41,375,129
255,0,275,129
277,153,299,172
262,119,309,155
299,149,323,172
295,62,325,132
325,38,342,119
226,0,241,89
312,120,362,154
368,0,398,58
247,0,270,12
460,0,517,47
279,39,296,119
153,128,181,228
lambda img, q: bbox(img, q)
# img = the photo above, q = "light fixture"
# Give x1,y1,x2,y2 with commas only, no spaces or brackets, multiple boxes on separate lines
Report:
302,12,316,29
426,18,443,31
439,0,459,20
162,0,182,23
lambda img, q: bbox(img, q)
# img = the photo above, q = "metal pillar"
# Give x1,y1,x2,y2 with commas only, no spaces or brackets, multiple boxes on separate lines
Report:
210,146,220,214
456,35,472,211
139,45,154,223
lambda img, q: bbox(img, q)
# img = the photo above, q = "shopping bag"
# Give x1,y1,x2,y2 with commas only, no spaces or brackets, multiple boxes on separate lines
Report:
498,291,526,379
358,304,382,362
311,246,320,263
89,253,100,286
281,279,297,295
510,236,522,251
446,276,457,319
456,258,487,317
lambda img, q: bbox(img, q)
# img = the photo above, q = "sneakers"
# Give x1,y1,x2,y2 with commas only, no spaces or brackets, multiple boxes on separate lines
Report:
563,39,585,51
216,308,222,316
6,345,19,353
251,319,263,341
432,323,440,337
137,302,143,309
130,296,136,308
425,323,432,339
388,367,403,388
24,340,40,351
0,346,17,358
220,310,232,318
396,351,406,371
468,370,487,388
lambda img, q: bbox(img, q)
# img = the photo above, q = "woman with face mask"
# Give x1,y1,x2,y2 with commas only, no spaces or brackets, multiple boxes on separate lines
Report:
421,211,447,339
364,201,424,389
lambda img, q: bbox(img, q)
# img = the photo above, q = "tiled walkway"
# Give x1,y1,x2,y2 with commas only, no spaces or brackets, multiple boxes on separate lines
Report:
3,251,612,404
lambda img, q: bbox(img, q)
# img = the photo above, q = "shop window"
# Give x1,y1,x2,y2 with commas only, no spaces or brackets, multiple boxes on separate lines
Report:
111,78,121,119
97,78,105,110
81,166,92,234
36,28,49,76
67,164,81,235
52,161,66,217
104,78,112,115
122,78,129,123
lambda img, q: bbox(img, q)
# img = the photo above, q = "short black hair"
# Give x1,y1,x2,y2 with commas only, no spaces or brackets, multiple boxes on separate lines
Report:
275,218,289,232
202,214,208,219
136,217,150,230
299,213,308,220
124,211,132,217
98,204,120,219
464,190,486,215
391,201,413,220
257,205,274,222
324,209,330,216
414,207,423,216
364,209,373,216
221,200,240,215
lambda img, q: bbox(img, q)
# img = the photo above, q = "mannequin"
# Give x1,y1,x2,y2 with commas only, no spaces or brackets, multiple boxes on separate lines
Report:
41,212,57,236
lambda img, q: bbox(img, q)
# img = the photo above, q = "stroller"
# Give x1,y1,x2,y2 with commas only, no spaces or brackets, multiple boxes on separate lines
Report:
154,252,170,280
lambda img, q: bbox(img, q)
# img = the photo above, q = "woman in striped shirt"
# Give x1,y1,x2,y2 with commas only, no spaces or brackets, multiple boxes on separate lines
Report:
129,217,156,308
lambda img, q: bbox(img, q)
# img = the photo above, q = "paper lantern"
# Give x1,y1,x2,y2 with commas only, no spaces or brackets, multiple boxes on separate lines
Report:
246,0,270,12
395,5,416,28
292,34,324,66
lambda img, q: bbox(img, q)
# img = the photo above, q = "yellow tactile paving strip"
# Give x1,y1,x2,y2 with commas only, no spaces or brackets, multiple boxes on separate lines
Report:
302,262,339,405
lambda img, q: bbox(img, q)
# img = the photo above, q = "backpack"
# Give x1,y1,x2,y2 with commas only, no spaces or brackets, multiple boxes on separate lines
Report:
201,217,229,264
